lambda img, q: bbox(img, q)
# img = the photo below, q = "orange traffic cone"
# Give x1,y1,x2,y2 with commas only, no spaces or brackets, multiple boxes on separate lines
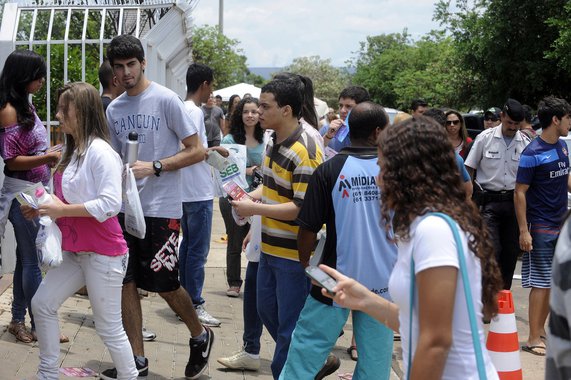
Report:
486,290,523,380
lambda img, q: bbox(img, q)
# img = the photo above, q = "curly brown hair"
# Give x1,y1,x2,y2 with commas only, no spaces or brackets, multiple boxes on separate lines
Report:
377,116,502,319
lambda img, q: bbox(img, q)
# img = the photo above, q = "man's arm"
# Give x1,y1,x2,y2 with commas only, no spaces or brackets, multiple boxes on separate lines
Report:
322,119,343,147
463,180,473,199
514,182,532,252
248,186,263,201
466,167,475,182
130,133,205,179
218,114,225,137
231,199,300,221
298,228,317,268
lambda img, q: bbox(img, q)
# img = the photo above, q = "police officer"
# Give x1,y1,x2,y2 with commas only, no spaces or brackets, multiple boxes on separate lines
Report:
465,98,530,289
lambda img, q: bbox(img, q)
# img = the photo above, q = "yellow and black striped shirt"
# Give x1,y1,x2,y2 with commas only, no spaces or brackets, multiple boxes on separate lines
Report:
261,125,323,261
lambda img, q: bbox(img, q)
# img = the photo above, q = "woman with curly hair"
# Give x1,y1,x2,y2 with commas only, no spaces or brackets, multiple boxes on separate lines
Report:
445,109,472,159
320,116,502,379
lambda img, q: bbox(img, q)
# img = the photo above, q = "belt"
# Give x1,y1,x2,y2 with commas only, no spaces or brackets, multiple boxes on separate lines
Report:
473,188,514,204
481,189,514,194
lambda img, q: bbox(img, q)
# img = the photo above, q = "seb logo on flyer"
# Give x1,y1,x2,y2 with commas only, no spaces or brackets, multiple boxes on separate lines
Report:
219,163,240,180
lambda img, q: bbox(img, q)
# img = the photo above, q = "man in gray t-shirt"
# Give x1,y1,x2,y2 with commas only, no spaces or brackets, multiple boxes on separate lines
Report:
201,93,224,147
102,34,213,380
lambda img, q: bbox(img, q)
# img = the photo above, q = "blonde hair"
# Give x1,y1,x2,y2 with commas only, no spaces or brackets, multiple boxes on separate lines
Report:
57,82,110,171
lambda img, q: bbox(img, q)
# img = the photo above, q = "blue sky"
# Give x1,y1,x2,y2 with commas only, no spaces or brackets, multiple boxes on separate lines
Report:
191,0,442,67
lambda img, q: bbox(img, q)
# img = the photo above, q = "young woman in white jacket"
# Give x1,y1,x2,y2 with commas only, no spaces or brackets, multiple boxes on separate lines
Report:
24,82,138,380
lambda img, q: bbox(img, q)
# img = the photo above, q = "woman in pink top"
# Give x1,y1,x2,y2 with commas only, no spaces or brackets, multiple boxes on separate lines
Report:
0,50,60,344
24,83,138,380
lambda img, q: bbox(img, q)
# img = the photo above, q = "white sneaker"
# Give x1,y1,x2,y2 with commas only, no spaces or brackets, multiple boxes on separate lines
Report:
217,349,260,371
195,305,221,327
142,327,156,342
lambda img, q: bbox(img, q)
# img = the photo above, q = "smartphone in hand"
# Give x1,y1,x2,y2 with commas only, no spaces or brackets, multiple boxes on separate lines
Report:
305,265,337,295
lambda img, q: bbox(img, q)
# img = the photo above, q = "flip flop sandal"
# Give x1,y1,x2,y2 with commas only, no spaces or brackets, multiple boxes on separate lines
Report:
30,330,69,343
346,345,358,361
8,321,33,343
521,344,546,356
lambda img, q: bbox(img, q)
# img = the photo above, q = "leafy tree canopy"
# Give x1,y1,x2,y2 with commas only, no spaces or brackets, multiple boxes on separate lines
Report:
191,25,263,89
282,55,350,107
351,30,468,111
434,0,571,108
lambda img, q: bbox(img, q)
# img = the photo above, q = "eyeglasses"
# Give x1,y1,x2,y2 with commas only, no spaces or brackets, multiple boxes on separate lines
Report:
446,120,461,126
484,117,498,122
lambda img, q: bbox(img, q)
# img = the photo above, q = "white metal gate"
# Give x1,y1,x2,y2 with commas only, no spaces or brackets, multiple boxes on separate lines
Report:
0,0,195,273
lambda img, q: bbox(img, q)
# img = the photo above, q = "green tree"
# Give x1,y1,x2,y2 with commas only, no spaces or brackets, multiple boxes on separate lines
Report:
282,55,350,107
351,31,467,110
435,0,571,107
191,25,252,89
546,2,571,75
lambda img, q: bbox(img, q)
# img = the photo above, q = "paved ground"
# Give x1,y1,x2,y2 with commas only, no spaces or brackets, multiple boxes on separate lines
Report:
0,202,547,379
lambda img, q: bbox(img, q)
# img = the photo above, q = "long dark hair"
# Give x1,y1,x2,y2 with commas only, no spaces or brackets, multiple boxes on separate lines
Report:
273,72,319,129
227,94,241,119
229,97,263,145
377,117,502,319
445,109,468,144
0,50,46,129
57,82,110,171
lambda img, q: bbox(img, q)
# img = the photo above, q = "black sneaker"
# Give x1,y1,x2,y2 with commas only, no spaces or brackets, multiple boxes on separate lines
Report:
100,356,148,379
315,354,340,380
185,326,214,379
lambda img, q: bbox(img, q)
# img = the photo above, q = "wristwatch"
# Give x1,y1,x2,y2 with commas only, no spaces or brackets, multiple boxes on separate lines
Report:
153,160,162,177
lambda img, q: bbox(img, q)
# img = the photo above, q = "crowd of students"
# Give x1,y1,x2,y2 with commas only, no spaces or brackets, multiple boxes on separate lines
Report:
2,34,571,380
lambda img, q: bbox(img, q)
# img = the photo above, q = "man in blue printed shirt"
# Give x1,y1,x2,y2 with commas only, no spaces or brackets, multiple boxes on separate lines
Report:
515,96,571,357
280,102,398,380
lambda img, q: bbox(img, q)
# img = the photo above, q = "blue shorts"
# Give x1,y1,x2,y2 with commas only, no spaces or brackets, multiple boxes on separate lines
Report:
521,224,560,289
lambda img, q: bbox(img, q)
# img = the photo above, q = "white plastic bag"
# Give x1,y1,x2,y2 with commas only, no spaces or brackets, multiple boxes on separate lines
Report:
244,215,262,262
212,144,248,197
36,222,63,270
123,164,146,238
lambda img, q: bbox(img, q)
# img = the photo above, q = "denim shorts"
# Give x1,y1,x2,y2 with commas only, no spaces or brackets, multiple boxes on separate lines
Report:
521,224,560,289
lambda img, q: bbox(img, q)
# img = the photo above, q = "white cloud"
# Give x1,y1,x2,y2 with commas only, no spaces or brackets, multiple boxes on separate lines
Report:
191,0,440,67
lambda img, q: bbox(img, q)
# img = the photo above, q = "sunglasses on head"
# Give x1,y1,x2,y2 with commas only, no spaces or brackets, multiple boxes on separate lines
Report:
446,120,461,126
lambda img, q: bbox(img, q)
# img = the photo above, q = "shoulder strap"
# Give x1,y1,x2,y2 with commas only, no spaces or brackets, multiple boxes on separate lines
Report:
407,212,487,380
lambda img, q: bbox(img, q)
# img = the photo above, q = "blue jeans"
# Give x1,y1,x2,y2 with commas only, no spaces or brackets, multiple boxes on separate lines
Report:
9,198,42,328
279,295,393,380
179,200,213,306
257,253,310,379
243,261,263,355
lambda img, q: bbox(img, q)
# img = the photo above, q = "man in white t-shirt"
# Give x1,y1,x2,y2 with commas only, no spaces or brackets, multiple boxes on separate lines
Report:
102,35,213,380
180,63,220,327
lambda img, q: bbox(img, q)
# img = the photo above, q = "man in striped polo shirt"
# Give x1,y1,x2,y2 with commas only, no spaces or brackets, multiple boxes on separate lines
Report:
232,78,323,378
